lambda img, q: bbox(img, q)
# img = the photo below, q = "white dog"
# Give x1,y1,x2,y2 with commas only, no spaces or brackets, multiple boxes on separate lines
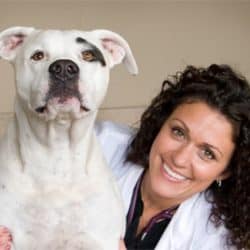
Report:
0,27,138,250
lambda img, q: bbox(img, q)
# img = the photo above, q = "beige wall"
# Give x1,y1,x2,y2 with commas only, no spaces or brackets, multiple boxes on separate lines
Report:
0,0,250,134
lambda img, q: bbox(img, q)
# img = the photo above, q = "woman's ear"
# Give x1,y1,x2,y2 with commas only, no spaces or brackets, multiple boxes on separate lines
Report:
218,170,231,181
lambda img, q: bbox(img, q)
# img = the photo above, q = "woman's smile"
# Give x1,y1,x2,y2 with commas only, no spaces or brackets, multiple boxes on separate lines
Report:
161,163,188,182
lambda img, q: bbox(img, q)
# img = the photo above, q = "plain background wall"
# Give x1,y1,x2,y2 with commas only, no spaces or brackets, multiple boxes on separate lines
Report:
0,0,250,134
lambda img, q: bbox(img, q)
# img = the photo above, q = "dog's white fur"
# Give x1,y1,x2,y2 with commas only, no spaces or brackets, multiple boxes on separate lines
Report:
0,27,138,250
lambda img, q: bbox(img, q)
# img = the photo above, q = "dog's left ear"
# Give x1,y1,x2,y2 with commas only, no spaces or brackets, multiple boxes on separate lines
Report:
92,30,138,75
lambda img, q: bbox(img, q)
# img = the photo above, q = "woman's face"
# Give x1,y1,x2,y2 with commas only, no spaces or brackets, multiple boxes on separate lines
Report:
146,101,235,207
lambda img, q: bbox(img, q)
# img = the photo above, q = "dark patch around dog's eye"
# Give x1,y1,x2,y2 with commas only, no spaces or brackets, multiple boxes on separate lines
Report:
76,37,106,66
31,51,45,61
76,37,87,44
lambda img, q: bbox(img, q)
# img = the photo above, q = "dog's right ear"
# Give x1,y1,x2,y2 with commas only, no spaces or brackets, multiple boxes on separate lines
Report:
92,30,138,75
0,26,35,61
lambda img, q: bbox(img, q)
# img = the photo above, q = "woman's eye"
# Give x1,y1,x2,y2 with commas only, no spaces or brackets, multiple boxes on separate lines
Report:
31,51,45,61
201,148,216,160
81,50,96,61
171,127,185,139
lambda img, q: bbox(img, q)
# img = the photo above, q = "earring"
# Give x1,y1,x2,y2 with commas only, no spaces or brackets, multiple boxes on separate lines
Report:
216,179,222,187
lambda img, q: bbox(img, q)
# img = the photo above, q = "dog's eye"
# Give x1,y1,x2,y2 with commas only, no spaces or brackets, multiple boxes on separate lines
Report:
81,50,96,62
31,51,45,61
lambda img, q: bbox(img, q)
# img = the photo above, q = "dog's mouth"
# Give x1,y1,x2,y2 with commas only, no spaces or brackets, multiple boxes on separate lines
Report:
35,104,90,114
35,87,90,115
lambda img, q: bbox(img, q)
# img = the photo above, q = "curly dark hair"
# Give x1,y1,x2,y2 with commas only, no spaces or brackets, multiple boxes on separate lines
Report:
126,64,250,249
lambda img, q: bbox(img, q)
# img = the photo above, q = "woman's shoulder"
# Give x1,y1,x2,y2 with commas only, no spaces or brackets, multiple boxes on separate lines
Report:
162,192,234,249
95,120,136,142
94,120,137,178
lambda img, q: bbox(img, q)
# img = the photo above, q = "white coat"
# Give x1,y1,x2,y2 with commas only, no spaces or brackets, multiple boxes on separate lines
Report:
95,121,235,250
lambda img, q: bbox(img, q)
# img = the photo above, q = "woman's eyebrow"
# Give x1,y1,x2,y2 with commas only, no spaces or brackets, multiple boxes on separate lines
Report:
202,143,223,157
171,118,190,133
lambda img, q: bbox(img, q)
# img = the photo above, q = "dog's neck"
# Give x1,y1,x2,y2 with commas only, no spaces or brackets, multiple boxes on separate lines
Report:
9,98,102,187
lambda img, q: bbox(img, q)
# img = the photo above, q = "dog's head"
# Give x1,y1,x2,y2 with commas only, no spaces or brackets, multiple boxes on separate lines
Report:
0,27,138,120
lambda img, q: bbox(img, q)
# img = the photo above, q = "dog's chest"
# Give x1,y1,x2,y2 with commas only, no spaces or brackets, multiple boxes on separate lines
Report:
1,176,119,249
0,129,124,249
21,186,91,229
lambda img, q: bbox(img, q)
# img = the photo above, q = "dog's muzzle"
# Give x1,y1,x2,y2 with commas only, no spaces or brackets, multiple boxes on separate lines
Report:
35,59,89,114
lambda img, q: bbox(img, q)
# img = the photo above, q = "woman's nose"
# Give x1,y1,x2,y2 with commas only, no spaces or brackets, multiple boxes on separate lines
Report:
171,143,193,168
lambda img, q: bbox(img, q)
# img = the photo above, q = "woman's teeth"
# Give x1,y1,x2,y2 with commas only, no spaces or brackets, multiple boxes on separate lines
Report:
163,164,187,181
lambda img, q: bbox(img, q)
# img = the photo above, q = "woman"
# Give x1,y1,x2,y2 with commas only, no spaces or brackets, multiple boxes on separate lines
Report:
97,64,250,249
1,64,250,249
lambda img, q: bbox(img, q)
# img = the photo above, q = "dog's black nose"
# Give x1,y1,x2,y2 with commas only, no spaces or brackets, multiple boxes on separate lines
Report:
49,59,79,81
